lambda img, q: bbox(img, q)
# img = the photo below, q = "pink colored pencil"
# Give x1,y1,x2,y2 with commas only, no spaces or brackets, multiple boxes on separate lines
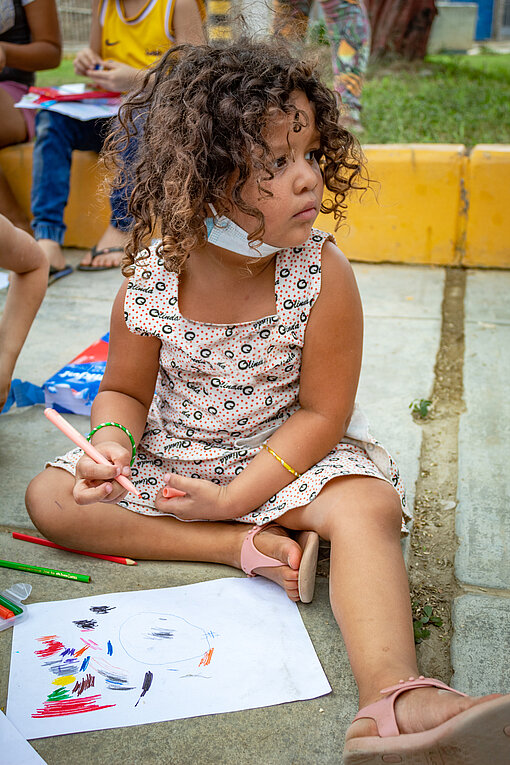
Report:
12,532,137,566
44,407,141,497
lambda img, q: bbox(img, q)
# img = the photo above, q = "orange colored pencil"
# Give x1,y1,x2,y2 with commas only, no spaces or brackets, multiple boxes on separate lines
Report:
12,532,137,566
0,603,15,619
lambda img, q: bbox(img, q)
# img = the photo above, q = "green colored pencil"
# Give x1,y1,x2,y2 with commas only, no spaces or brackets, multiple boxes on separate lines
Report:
0,594,23,615
0,559,90,583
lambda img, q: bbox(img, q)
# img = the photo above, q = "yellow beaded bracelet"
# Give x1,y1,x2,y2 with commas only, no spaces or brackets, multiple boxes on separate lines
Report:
262,443,301,478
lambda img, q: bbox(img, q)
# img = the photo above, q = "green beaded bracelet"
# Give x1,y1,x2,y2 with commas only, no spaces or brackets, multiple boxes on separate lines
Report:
87,421,137,466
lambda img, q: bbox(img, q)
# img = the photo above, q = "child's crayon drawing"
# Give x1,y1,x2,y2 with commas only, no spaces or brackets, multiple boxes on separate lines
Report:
7,578,330,739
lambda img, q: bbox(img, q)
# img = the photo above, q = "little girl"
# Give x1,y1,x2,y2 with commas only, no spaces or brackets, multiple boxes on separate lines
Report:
26,40,509,764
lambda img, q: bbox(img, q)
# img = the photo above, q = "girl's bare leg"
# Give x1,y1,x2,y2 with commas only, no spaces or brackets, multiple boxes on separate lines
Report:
25,467,303,600
278,476,500,739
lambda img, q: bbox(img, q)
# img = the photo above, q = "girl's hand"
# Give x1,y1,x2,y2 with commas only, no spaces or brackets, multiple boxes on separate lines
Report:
73,441,132,506
154,474,234,521
74,47,102,76
86,60,140,92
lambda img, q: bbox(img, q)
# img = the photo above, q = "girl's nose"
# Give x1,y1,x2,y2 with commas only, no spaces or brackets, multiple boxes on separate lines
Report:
294,158,320,193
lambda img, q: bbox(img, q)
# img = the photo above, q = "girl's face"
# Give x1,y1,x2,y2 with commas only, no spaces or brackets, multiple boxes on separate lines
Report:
229,91,324,250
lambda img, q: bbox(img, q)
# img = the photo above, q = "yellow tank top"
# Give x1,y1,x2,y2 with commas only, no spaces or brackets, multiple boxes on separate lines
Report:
98,0,205,70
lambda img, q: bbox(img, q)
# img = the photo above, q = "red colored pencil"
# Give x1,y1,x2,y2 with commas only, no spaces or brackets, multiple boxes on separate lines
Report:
12,533,137,566
0,603,15,619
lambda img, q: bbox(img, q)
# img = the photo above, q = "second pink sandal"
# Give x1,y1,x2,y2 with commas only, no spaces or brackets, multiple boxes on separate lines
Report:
343,676,510,764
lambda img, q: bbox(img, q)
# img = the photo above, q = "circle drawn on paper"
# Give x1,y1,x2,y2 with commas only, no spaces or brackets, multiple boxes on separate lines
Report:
118,612,212,665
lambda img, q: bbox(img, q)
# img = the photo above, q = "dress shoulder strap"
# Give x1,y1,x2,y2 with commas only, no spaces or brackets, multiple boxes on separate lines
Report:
274,228,334,346
124,248,180,338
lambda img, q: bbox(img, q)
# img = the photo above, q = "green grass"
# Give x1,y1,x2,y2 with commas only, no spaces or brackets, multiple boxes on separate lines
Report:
361,54,510,146
35,52,510,146
35,56,88,87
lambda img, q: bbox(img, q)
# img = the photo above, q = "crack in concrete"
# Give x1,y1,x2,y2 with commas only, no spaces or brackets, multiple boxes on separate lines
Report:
408,267,467,681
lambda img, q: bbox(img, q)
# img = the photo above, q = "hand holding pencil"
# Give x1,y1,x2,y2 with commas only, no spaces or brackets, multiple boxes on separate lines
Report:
44,408,140,502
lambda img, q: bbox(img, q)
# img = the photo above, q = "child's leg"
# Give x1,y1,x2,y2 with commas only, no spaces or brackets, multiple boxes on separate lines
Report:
30,112,106,270
319,0,371,126
26,467,304,600
278,476,500,737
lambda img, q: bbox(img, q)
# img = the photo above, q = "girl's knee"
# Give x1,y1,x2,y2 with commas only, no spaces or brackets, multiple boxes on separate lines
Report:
321,477,403,539
25,468,72,533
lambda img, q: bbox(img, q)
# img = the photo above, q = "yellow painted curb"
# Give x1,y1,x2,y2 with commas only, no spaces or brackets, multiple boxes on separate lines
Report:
316,144,466,266
0,142,509,267
463,145,510,269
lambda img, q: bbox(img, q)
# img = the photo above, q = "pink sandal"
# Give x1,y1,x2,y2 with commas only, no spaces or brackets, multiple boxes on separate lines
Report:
240,524,319,603
343,676,510,764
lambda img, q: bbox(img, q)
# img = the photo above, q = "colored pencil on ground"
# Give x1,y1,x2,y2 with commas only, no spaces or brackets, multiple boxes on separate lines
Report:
43,407,141,497
12,532,137,566
0,559,90,583
0,603,15,619
0,594,23,615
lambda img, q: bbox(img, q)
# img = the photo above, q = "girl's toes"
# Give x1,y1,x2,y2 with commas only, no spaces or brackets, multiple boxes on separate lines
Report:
249,525,303,599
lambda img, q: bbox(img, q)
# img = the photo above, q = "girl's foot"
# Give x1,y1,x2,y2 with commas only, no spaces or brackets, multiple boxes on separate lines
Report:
236,524,302,601
346,684,502,742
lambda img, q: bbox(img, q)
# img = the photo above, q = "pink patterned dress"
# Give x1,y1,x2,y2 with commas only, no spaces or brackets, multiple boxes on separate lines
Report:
50,229,410,531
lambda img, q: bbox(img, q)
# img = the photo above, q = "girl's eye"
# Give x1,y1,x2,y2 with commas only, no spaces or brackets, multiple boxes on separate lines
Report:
306,149,322,163
273,155,288,170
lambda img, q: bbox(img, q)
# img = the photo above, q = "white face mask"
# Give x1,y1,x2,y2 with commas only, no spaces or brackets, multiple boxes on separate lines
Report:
205,204,282,259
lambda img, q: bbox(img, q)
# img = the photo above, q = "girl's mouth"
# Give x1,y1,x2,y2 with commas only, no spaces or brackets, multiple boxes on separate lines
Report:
293,205,317,221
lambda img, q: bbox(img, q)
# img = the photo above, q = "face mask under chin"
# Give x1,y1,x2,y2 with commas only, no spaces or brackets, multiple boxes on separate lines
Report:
205,204,282,259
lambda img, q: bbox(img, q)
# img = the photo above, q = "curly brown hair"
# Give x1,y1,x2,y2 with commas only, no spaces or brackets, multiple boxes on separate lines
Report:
106,38,368,276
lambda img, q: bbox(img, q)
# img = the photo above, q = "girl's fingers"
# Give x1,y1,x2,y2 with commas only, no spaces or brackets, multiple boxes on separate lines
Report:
162,472,189,496
73,480,113,506
77,462,122,482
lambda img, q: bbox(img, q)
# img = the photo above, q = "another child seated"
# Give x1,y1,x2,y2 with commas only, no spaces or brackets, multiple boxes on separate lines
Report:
30,0,206,282
0,0,61,232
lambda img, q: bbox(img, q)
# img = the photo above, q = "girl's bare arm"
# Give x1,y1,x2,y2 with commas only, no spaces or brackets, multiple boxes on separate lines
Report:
173,0,206,45
162,240,364,520
0,0,61,72
74,282,161,505
0,218,47,410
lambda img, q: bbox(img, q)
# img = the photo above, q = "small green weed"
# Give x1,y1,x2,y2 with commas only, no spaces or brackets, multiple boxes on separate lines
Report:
413,603,443,644
409,398,432,418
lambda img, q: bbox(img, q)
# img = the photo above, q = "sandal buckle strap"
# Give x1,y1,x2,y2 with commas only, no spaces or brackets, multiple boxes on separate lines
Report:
352,677,469,739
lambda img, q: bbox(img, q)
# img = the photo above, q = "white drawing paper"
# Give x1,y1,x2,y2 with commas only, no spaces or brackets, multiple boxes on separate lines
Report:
0,710,47,764
7,577,331,739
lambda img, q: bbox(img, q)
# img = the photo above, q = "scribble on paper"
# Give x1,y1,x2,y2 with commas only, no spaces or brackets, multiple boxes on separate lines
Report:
29,608,217,721
7,579,331,741
135,671,153,707
118,612,214,666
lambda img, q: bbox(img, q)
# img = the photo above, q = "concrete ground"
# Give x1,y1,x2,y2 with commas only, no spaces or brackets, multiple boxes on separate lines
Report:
0,250,509,764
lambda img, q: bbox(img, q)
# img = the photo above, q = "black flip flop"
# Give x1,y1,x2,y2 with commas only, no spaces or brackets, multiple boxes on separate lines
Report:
77,245,125,272
48,263,73,286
